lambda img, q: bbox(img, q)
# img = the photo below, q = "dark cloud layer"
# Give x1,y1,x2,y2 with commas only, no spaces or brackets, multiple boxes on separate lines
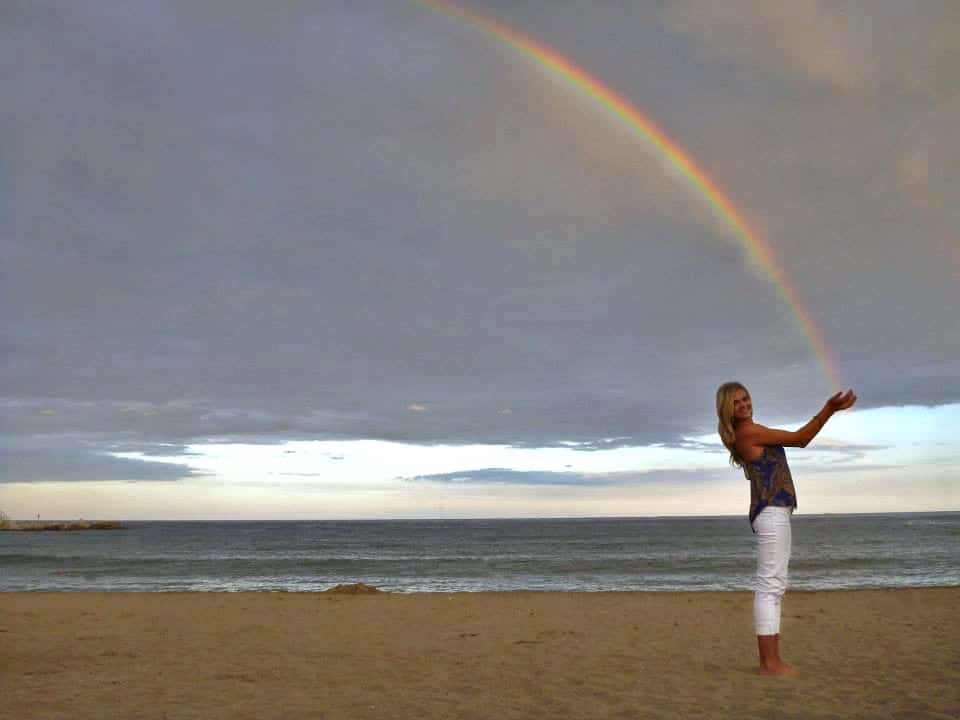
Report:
3,1,957,482
407,468,592,486
1,436,202,483
405,467,721,486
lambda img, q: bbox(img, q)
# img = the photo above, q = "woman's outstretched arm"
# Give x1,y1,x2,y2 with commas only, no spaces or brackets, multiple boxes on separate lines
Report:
741,390,857,448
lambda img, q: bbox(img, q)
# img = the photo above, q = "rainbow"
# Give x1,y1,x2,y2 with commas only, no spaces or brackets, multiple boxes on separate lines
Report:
418,0,842,390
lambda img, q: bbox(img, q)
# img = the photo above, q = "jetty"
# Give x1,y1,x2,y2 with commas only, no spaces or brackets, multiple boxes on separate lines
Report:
0,511,125,531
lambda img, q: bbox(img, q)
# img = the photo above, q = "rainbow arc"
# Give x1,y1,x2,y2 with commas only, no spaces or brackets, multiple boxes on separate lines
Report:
419,0,842,390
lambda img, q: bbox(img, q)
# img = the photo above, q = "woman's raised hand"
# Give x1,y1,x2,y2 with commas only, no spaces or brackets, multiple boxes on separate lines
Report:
826,389,857,412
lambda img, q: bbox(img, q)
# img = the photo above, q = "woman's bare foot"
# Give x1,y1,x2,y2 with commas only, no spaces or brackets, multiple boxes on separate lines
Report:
757,635,799,676
758,660,799,676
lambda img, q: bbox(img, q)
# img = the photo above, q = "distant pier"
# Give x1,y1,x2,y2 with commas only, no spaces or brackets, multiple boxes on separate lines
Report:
0,517,125,531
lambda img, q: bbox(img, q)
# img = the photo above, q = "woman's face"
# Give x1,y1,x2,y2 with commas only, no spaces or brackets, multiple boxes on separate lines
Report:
731,388,752,422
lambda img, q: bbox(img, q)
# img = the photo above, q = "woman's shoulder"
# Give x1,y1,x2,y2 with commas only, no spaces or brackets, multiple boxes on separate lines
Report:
735,419,765,437
734,421,764,462
737,422,790,463
734,420,765,445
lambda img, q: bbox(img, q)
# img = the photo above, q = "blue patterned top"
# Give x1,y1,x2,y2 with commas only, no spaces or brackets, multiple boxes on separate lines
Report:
744,445,797,530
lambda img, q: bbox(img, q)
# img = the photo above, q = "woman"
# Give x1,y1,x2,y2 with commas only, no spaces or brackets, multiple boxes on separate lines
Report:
716,382,856,675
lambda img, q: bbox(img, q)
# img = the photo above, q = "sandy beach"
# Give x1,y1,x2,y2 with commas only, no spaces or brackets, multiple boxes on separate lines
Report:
3,588,958,719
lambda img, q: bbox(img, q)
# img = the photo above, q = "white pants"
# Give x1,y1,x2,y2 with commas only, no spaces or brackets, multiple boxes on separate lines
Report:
752,505,792,636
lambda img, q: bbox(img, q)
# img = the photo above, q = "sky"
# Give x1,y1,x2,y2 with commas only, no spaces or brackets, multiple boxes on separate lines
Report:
2,0,958,520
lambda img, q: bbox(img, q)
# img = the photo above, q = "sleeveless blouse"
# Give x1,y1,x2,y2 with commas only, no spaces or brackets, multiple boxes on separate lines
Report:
744,445,797,530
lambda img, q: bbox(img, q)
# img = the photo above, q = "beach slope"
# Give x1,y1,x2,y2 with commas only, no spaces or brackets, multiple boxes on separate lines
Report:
3,589,958,719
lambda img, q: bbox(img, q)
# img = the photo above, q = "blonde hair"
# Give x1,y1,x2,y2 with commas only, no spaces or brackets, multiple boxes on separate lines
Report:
716,381,748,467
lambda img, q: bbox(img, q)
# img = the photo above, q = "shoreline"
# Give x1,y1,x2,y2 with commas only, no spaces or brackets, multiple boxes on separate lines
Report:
5,588,958,719
4,584,959,593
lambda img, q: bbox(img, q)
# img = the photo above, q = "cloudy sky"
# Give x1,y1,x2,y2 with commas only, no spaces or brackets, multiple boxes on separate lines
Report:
3,0,958,519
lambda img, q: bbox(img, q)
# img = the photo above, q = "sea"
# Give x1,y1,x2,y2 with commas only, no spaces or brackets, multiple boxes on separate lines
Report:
1,513,958,593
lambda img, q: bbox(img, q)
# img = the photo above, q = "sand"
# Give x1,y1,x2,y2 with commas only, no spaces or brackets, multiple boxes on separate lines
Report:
3,589,958,719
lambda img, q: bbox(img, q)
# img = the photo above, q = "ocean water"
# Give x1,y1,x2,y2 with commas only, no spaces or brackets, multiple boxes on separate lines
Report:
1,513,957,592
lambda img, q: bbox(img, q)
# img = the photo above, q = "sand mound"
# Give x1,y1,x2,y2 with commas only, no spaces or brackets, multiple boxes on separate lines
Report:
323,583,384,595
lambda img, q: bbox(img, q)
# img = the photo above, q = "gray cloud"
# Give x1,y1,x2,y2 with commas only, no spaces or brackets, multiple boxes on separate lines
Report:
405,467,723,486
0,435,203,483
406,468,594,486
804,442,891,454
792,462,908,475
661,0,960,97
3,1,958,481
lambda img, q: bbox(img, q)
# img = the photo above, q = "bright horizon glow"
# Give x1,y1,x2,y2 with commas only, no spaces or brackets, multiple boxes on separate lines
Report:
3,404,957,520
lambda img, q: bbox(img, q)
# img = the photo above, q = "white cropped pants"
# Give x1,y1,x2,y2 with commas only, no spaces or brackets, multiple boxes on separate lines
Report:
752,505,792,636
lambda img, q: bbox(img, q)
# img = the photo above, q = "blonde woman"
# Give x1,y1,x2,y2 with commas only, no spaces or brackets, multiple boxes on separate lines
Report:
716,382,856,675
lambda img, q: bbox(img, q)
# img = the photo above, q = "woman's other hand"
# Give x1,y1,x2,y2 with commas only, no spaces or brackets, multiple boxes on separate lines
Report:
826,389,857,413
